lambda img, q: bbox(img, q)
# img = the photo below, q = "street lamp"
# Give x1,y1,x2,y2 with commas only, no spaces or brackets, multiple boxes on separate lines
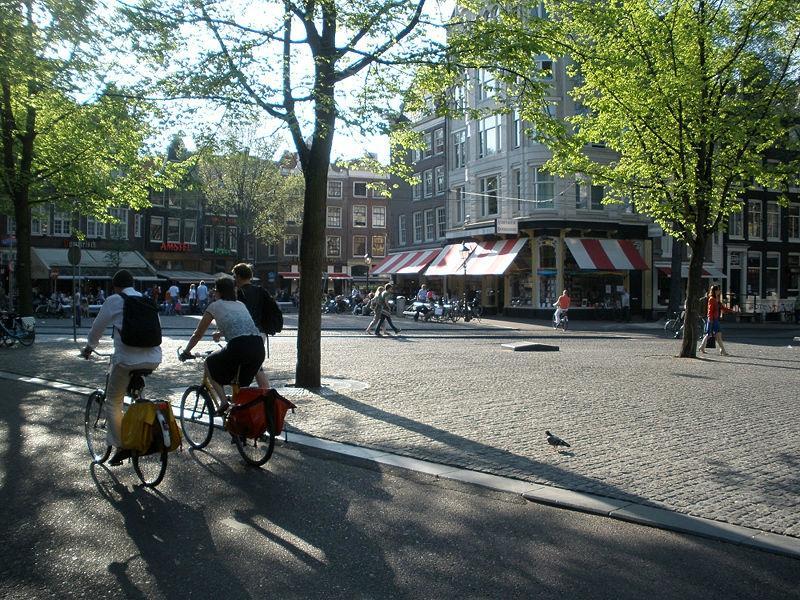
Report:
460,242,470,312
364,252,372,293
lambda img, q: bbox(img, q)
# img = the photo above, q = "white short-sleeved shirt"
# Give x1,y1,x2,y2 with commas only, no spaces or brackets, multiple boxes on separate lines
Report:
206,300,259,341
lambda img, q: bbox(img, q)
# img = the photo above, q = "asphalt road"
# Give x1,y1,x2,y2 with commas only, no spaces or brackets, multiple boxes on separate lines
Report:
1,380,799,599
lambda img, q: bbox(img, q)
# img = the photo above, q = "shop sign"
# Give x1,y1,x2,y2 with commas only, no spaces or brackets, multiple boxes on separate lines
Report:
213,247,234,256
63,239,96,249
210,216,237,225
495,219,519,235
160,242,190,252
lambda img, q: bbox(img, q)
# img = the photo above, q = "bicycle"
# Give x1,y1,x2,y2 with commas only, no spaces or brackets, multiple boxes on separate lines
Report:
0,312,35,347
663,311,705,339
177,347,275,467
553,309,569,331
83,350,170,487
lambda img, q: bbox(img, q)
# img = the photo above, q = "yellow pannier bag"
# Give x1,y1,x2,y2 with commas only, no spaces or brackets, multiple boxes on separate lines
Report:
121,402,182,453
121,403,157,453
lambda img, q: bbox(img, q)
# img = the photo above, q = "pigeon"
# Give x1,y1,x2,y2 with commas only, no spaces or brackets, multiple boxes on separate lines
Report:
546,430,571,452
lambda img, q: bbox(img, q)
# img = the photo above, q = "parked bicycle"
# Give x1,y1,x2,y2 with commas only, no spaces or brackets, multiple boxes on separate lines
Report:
35,298,66,318
663,311,705,339
0,312,35,347
83,350,171,487
177,347,276,467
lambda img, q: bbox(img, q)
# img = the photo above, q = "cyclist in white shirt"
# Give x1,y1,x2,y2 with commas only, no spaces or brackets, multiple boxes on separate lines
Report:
81,270,162,465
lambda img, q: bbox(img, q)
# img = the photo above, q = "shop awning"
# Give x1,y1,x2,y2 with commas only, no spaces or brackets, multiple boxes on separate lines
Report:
425,244,472,276
658,265,726,279
371,249,439,276
324,273,352,280
280,272,352,280
463,239,527,276
565,238,648,270
31,247,157,280
278,272,301,279
157,270,215,283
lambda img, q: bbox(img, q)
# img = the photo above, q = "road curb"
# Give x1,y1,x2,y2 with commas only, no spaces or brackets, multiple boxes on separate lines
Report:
4,369,799,560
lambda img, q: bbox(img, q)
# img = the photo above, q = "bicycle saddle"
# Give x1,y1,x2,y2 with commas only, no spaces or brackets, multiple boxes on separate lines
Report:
127,370,153,396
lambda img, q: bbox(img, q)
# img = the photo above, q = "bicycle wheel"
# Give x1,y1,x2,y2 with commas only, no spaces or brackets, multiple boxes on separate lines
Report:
132,436,168,487
663,319,681,338
179,385,215,449
85,390,111,464
234,413,276,467
16,323,34,346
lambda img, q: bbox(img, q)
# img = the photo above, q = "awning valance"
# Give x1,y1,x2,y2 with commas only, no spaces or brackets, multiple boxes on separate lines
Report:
31,248,157,280
565,238,648,270
324,273,352,280
371,249,439,276
280,272,351,280
278,272,301,279
157,270,215,283
658,265,726,279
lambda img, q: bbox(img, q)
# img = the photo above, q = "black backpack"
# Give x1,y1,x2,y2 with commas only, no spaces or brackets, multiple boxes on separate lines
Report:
118,293,162,347
260,289,283,336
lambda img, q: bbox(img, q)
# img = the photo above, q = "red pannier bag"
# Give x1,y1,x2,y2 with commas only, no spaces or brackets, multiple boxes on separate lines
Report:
226,388,296,438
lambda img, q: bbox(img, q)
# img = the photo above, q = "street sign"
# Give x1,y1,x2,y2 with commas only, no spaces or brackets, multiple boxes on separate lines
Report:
67,245,81,266
495,218,519,235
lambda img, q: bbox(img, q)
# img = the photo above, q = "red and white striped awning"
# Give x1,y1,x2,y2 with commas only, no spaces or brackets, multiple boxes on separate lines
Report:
325,273,352,280
280,272,352,280
565,238,648,270
278,271,301,279
658,265,726,279
426,239,527,276
371,249,439,276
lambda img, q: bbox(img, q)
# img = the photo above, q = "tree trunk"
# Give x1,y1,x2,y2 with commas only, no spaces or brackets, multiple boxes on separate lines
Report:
294,142,333,388
679,236,707,357
12,196,33,315
668,235,684,316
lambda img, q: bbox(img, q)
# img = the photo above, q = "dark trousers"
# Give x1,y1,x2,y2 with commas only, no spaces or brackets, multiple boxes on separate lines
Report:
376,313,400,333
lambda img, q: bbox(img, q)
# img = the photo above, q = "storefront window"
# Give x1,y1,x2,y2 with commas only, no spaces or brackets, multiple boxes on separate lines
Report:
765,253,779,297
564,245,624,308
538,241,557,308
746,252,761,297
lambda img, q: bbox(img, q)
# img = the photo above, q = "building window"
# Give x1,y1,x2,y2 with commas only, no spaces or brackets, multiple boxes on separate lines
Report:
151,191,164,207
434,128,445,154
748,200,762,239
478,115,501,158
328,180,343,198
352,205,367,227
424,209,434,241
86,216,105,239
398,215,407,246
372,235,386,257
267,243,276,257
150,216,164,242
479,175,499,216
372,206,386,228
454,187,465,223
452,83,466,112
109,208,128,239
184,219,197,244
168,190,180,208
52,211,71,237
511,168,522,213
423,169,433,197
767,202,780,240
576,177,589,209
168,217,181,242
452,130,467,169
536,56,554,81
729,210,744,238
789,204,800,241
352,235,367,257
228,226,237,251
245,238,255,260
134,214,143,238
788,253,800,294
765,252,779,297
747,252,762,297
204,225,213,250
436,206,447,239
326,236,341,257
591,185,605,210
478,68,495,100
424,131,434,157
413,211,423,243
434,166,446,195
215,226,226,249
413,179,422,200
512,110,521,148
532,167,555,209
353,181,368,197
284,234,299,256
327,206,342,228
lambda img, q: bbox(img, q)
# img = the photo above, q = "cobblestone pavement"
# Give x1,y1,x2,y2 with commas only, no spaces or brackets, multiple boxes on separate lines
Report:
7,314,800,538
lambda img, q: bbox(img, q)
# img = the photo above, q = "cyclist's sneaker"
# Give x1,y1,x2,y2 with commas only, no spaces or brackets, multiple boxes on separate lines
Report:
109,448,132,466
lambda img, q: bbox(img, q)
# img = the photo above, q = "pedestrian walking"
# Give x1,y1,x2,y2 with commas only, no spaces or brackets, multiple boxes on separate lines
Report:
699,284,732,356
365,287,385,334
620,288,631,322
188,283,197,314
196,280,209,312
167,283,180,315
374,283,401,336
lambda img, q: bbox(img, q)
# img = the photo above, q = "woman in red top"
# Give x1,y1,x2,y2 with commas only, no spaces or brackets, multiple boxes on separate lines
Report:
699,285,732,356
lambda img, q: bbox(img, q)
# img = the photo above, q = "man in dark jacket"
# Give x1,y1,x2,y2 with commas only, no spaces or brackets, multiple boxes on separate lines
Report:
232,263,270,389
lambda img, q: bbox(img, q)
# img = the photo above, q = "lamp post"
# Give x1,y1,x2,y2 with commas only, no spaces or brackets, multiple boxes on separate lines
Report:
364,252,372,293
460,242,470,317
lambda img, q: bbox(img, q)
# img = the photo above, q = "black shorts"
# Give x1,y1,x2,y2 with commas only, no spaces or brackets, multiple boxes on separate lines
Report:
205,335,265,387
